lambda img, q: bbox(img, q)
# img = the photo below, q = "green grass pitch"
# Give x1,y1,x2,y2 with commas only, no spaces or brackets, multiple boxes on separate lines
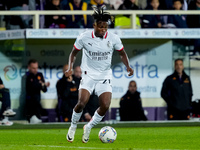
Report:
0,122,200,150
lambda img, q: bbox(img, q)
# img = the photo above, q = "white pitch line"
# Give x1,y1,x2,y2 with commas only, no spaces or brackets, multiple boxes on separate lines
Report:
28,145,113,149
27,145,189,150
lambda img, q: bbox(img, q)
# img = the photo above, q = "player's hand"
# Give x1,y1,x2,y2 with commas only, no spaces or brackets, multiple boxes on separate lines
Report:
127,67,133,76
67,76,73,82
65,69,73,78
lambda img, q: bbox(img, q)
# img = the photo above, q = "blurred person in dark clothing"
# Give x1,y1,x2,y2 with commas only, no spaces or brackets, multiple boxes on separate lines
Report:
56,65,81,122
65,0,91,28
0,77,16,126
167,0,188,28
161,59,193,120
118,0,139,10
119,80,147,121
88,0,113,10
25,59,50,124
187,0,200,55
4,0,29,29
0,0,5,28
187,0,200,28
142,0,165,28
45,0,67,28
116,0,141,28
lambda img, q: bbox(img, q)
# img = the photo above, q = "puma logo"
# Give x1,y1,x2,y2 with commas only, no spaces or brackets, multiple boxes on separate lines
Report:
88,43,93,46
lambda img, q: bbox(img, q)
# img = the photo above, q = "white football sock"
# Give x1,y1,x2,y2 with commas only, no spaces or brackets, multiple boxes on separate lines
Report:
87,111,104,129
70,109,83,128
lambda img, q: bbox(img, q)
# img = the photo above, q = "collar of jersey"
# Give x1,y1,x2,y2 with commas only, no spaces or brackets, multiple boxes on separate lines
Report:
92,31,108,39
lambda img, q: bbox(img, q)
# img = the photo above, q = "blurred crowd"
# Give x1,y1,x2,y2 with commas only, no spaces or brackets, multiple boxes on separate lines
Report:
0,0,199,30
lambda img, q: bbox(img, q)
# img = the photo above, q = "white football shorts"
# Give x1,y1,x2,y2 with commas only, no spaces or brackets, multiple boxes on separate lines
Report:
79,74,112,97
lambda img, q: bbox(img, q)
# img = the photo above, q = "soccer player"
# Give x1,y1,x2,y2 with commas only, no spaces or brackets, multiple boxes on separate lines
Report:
65,6,134,143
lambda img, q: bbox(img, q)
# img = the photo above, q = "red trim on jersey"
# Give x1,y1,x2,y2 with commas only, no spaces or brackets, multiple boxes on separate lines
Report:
92,31,94,38
116,47,124,51
74,45,81,51
104,32,108,39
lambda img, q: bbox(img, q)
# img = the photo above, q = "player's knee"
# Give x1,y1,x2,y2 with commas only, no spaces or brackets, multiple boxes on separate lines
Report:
101,103,110,111
76,101,86,110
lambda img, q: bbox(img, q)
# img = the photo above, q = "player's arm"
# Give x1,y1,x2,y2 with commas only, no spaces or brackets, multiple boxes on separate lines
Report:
65,47,80,77
118,49,133,76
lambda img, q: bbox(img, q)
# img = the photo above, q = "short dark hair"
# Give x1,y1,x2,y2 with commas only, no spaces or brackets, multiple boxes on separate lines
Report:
173,0,183,4
28,59,38,66
92,5,113,23
129,80,136,86
174,58,183,64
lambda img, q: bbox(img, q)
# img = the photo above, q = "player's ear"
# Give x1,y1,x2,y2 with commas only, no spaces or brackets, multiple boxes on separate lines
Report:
93,23,96,28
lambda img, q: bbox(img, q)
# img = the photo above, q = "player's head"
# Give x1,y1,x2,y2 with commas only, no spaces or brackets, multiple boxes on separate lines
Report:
92,6,113,38
28,59,38,75
128,80,137,94
174,58,184,74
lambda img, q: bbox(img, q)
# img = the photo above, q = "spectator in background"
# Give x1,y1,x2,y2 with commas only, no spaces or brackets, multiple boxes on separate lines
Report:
158,0,188,10
136,0,147,9
119,80,147,121
116,0,140,28
167,0,188,28
161,59,193,120
66,0,92,28
28,0,46,28
118,0,139,10
187,0,200,55
25,59,50,124
88,0,113,10
0,77,16,126
0,0,5,29
4,0,30,29
187,0,200,28
56,65,81,122
142,0,165,28
60,0,69,9
45,0,67,28
158,0,173,9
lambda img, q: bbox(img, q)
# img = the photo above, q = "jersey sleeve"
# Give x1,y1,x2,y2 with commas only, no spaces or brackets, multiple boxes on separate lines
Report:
113,35,124,51
74,34,83,50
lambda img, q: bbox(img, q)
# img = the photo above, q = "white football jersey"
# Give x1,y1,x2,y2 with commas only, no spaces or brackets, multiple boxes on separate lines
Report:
74,30,124,80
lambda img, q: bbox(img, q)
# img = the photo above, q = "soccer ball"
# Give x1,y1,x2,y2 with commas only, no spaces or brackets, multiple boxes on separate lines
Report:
98,126,117,143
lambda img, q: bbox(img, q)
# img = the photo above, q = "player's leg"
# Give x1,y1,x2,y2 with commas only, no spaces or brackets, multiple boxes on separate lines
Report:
82,92,111,143
82,79,112,143
67,74,95,143
67,89,91,143
87,92,111,127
